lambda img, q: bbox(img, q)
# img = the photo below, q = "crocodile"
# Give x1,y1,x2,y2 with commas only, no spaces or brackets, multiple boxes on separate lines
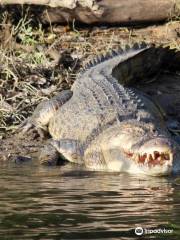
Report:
21,43,180,176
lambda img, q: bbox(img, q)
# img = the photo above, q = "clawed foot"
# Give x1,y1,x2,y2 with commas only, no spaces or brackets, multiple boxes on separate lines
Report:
17,118,48,140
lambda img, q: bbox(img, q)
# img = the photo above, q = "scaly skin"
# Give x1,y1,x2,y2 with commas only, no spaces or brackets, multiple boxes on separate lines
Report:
21,43,180,176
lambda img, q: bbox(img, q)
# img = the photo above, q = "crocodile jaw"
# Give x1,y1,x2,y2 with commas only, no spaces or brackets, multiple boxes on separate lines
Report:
123,137,174,175
107,132,176,175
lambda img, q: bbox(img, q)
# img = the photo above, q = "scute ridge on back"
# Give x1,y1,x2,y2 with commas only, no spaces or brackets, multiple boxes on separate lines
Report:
80,41,150,75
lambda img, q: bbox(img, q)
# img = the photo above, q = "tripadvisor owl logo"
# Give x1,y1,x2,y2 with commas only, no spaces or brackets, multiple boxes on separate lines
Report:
135,227,144,236
134,226,173,235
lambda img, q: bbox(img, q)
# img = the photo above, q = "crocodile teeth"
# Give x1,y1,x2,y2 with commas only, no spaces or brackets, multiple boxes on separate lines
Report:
127,149,173,168
137,154,140,163
134,154,138,162
169,153,173,163
144,157,149,164
147,154,151,161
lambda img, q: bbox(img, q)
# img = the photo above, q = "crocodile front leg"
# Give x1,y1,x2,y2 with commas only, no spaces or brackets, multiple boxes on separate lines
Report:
39,139,61,166
52,139,84,165
39,138,84,166
19,90,73,139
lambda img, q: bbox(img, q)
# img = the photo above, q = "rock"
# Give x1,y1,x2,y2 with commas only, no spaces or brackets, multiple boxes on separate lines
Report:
14,155,32,164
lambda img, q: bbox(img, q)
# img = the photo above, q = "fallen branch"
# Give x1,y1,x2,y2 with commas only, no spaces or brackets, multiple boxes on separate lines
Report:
1,0,180,24
0,0,97,9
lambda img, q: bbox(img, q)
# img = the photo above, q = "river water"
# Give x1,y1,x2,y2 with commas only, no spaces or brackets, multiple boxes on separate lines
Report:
0,162,179,240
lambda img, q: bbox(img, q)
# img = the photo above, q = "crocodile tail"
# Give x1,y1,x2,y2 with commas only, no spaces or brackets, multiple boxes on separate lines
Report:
80,42,148,74
112,43,180,86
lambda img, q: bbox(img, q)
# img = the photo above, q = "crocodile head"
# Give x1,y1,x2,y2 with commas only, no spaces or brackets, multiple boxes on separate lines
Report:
104,123,179,176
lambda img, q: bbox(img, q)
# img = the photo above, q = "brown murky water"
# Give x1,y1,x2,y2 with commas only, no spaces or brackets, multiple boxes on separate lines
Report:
0,162,179,240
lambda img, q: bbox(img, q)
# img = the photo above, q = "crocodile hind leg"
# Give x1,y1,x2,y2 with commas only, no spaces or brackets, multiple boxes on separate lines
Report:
19,90,73,139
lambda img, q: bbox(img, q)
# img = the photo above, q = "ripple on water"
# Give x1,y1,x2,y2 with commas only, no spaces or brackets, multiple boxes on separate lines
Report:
0,164,179,239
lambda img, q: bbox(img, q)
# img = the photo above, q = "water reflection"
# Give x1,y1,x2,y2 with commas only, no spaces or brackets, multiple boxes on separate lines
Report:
0,163,179,239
